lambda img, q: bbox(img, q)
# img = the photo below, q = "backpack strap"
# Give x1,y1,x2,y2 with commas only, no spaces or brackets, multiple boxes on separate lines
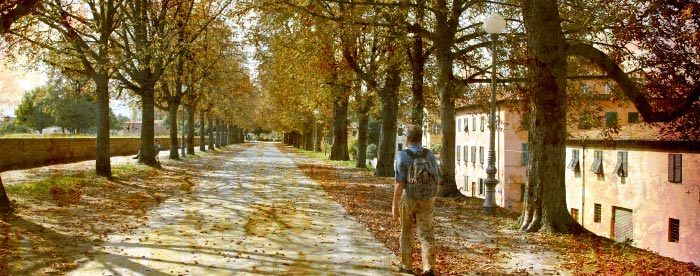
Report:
404,149,418,159
405,148,430,162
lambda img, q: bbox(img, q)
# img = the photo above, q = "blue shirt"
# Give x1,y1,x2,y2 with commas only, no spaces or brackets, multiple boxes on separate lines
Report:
395,144,440,182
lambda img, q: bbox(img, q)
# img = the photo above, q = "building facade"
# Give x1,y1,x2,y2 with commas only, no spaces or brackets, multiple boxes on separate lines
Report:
455,99,700,264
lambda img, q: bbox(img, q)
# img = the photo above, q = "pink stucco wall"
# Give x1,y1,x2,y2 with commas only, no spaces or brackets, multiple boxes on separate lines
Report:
565,145,700,265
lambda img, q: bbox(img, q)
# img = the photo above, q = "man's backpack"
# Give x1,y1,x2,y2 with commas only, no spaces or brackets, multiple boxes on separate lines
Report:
404,149,438,200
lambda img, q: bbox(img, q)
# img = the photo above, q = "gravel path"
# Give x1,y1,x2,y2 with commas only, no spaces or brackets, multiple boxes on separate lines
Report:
66,142,400,276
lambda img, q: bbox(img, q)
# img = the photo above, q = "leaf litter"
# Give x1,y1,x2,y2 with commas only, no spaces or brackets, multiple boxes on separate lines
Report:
283,145,700,276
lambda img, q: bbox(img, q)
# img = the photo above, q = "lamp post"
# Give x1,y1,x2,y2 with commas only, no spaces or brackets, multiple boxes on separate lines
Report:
482,14,506,214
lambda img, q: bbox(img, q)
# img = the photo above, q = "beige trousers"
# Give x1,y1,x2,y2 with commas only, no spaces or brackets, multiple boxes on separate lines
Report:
398,194,435,272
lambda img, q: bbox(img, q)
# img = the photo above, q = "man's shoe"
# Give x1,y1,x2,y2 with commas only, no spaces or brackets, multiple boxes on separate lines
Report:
422,270,435,276
398,264,415,275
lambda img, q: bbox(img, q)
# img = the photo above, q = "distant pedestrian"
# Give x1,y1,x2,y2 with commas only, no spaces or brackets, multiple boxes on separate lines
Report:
393,124,440,276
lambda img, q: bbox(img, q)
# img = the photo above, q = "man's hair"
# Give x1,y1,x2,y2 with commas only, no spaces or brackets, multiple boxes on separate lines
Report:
406,124,423,144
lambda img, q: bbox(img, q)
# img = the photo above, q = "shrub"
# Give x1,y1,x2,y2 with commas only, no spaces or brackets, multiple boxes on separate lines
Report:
366,143,378,159
349,138,358,159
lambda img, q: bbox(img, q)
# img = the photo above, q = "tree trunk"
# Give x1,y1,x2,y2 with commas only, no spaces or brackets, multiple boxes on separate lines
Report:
330,92,350,161
168,102,180,159
186,105,195,155
408,8,426,126
304,127,313,151
355,113,369,168
199,109,206,152
94,75,111,178
0,176,14,214
138,87,159,167
215,119,221,148
208,114,215,150
435,48,460,196
375,94,399,177
520,0,583,233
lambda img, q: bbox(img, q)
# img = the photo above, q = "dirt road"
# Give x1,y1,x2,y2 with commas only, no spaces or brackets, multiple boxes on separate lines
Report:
68,143,399,275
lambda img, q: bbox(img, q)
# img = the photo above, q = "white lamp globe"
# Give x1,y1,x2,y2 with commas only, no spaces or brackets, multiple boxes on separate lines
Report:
483,14,506,34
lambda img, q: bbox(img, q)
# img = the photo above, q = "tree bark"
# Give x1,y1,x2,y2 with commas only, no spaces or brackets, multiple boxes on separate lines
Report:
408,6,426,126
356,113,369,168
330,91,350,161
520,0,583,233
375,90,399,177
137,87,160,167
436,46,459,197
208,114,215,150
199,109,206,152
0,176,14,214
186,104,195,155
168,102,180,159
94,74,111,178
215,119,222,148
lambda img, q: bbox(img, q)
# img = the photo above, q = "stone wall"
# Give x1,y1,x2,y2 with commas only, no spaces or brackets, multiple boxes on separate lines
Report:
0,137,206,172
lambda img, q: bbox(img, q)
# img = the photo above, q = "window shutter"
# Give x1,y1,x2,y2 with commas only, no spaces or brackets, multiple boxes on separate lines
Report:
480,116,485,131
457,119,461,132
456,146,461,161
628,112,639,124
464,146,468,162
615,152,627,177
471,146,476,163
479,147,484,164
521,143,528,166
669,154,682,183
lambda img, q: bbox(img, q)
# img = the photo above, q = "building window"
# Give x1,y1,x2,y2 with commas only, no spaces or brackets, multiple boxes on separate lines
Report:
614,151,628,177
479,179,485,195
398,127,405,136
520,183,526,202
432,124,442,135
398,143,403,151
669,218,680,243
457,119,462,132
669,154,682,183
463,146,468,162
521,143,529,166
463,118,468,132
628,112,639,124
464,175,469,191
471,146,477,164
605,112,618,128
472,117,477,132
456,145,461,161
480,116,485,131
594,204,602,223
590,150,604,174
479,146,485,164
571,208,579,223
567,149,580,172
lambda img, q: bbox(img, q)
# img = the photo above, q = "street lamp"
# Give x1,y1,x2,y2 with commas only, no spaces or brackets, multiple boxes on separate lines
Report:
482,13,506,214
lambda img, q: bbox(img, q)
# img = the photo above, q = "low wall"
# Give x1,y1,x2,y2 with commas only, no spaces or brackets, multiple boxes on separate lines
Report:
0,137,209,172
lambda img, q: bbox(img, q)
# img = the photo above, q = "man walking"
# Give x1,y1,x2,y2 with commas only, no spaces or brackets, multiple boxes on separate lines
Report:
393,125,439,275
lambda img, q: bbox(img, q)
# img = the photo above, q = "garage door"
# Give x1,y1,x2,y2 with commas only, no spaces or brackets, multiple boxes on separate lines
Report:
613,207,633,243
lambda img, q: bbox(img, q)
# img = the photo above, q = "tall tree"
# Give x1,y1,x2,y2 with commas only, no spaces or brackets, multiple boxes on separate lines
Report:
8,0,121,176
519,0,699,233
0,0,42,214
15,87,54,133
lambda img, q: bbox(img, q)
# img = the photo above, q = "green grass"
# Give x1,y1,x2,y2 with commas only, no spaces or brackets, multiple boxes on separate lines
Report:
294,148,362,169
5,164,155,197
6,175,105,196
